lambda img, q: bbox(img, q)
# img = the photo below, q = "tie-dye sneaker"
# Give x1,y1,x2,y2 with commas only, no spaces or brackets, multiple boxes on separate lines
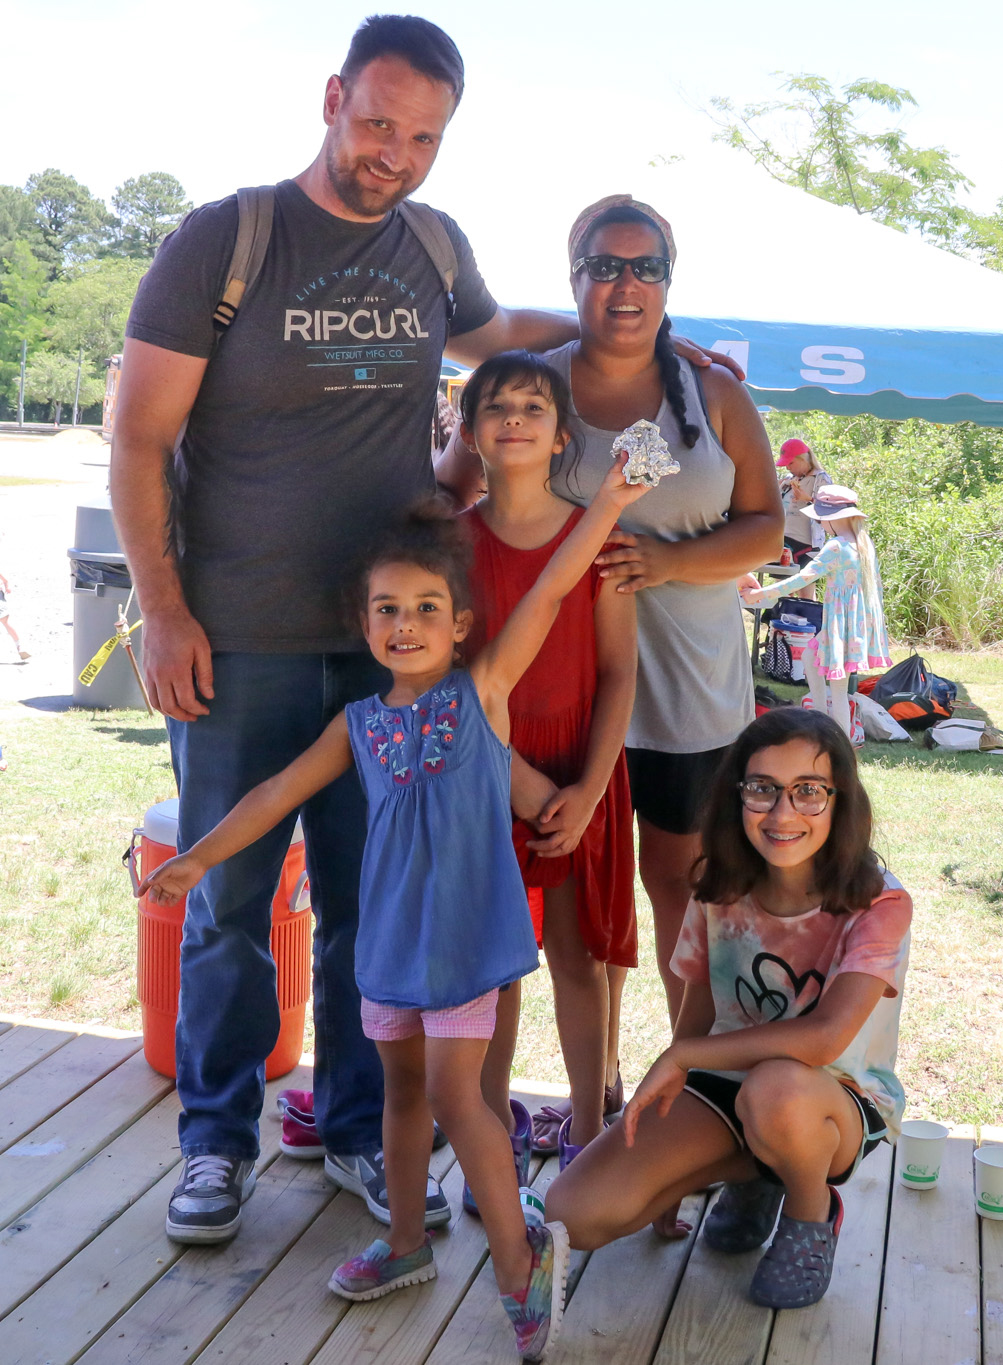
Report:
499,1221,569,1360
328,1235,436,1302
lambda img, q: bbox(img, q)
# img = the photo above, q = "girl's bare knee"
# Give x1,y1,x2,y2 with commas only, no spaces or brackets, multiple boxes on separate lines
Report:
736,1059,815,1136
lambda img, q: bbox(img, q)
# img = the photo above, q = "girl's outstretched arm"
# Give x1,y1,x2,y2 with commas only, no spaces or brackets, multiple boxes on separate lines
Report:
528,580,637,857
470,454,649,733
137,712,354,905
741,537,839,606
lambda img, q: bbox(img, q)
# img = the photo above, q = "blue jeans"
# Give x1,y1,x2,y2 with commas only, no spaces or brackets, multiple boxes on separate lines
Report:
168,651,389,1160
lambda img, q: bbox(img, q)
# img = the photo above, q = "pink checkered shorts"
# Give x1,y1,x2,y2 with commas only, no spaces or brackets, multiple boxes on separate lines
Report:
360,989,500,1041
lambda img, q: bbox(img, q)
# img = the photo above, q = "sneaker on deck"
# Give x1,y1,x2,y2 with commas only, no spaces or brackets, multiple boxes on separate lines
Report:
165,1154,256,1244
325,1147,451,1227
499,1221,569,1361
329,1234,436,1301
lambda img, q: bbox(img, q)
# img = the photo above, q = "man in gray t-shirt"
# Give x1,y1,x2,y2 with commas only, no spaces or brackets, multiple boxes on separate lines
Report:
111,15,579,1246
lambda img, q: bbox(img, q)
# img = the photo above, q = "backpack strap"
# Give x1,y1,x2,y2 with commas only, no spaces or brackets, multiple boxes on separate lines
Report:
398,200,458,327
212,185,275,333
210,189,458,335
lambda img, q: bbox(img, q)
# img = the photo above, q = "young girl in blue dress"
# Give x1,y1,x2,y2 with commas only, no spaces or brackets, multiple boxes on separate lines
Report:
139,411,649,1361
547,707,911,1313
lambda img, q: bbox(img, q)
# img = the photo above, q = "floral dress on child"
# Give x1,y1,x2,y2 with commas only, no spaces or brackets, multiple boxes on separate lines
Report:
771,536,892,681
344,670,540,1010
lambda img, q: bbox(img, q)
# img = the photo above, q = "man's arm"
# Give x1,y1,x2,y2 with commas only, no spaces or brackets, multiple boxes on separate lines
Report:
444,305,578,369
446,305,747,380
109,336,212,722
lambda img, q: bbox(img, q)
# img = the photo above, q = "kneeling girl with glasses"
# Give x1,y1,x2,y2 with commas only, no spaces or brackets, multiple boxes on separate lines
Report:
546,707,911,1311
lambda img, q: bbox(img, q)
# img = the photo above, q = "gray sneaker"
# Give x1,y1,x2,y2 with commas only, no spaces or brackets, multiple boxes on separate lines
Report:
324,1147,451,1227
166,1154,257,1244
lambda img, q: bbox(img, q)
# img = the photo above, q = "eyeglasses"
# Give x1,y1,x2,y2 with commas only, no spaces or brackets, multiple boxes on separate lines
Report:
571,254,672,284
737,779,836,816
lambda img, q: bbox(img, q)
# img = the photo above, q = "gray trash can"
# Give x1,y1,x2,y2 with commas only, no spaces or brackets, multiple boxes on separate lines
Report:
68,498,146,709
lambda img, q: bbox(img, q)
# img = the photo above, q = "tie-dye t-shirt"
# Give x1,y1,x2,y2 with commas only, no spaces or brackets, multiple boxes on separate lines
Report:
670,872,912,1134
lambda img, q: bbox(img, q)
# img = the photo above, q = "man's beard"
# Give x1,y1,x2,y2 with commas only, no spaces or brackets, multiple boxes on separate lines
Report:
324,150,415,217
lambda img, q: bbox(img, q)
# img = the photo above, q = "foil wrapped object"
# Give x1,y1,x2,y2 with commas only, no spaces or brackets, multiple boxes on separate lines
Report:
612,419,680,487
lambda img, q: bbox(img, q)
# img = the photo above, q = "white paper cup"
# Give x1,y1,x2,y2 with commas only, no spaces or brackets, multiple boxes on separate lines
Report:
896,1120,950,1190
975,1146,1003,1219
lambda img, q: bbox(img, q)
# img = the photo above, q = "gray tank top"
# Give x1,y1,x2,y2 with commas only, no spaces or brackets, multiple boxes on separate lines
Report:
546,342,753,754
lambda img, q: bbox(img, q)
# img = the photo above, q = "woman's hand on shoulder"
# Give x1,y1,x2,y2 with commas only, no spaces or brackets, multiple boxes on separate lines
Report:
621,1048,688,1147
595,530,673,593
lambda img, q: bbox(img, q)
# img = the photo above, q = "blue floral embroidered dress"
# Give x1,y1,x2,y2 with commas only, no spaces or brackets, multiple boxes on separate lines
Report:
345,670,540,1009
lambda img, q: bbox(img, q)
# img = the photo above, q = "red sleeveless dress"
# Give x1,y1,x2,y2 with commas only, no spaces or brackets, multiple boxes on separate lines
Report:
464,506,637,967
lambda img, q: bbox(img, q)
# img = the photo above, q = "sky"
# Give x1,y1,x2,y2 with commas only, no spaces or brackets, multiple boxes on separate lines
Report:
3,0,1002,316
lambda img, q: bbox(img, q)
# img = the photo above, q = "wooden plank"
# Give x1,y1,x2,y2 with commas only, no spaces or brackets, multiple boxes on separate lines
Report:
76,1160,333,1365
0,1068,310,1365
0,1033,141,1155
979,1126,1003,1365
767,1141,892,1365
188,1142,459,1365
0,1088,183,1319
0,1049,174,1229
0,1022,77,1088
876,1127,980,1365
543,1192,705,1365
653,1193,772,1365
0,1020,12,1037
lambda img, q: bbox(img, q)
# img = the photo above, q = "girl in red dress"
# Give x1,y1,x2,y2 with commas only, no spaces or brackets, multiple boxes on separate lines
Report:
459,351,637,1168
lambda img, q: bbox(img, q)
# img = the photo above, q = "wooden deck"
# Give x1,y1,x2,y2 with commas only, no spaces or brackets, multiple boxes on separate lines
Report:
0,1015,999,1365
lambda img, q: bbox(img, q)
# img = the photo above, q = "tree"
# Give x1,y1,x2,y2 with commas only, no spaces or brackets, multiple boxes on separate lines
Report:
23,350,103,424
711,75,974,247
23,168,114,274
46,258,145,368
111,172,192,258
0,241,49,404
962,197,1003,272
0,184,44,264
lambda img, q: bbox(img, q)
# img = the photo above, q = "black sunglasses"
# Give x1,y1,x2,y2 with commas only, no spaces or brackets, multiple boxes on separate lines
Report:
571,254,672,285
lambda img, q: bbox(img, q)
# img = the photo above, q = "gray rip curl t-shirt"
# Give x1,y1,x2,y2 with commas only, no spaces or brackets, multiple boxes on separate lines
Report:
126,179,496,652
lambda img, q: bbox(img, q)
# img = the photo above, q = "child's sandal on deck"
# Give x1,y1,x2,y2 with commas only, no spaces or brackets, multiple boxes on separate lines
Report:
703,1176,785,1253
749,1187,843,1309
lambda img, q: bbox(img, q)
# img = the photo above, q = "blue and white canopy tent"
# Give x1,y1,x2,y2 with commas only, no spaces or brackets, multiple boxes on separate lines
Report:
470,148,1003,426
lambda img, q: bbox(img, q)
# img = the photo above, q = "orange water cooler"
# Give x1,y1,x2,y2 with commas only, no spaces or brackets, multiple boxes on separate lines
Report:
127,797,312,1079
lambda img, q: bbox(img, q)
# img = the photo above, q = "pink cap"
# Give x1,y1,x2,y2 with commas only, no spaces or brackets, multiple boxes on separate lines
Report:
776,437,811,468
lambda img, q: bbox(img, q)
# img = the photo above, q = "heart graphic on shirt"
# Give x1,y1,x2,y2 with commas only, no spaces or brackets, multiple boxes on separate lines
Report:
734,952,825,1023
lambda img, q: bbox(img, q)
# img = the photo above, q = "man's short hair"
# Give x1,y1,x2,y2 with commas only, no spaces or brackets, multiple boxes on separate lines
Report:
341,14,464,103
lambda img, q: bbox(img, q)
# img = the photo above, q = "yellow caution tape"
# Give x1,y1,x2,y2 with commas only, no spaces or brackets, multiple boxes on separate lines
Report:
78,619,143,686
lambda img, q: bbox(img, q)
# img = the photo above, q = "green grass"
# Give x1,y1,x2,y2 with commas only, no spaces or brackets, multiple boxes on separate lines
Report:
2,650,1001,1126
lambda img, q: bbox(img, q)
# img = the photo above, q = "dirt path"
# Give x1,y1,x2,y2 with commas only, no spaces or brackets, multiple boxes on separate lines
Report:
0,430,115,710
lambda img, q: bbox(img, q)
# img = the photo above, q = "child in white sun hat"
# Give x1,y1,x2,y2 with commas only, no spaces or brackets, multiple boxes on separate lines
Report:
742,487,892,738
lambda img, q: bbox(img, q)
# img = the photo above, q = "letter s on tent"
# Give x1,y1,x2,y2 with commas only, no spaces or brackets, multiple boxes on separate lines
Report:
800,346,865,385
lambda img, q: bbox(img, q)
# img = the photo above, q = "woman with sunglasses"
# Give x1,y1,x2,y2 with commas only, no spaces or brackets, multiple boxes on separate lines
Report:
545,197,781,1015
547,707,912,1312
438,195,783,1183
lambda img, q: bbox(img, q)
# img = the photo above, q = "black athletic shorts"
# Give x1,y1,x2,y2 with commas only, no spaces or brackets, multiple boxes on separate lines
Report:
684,1068,889,1186
626,745,730,836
